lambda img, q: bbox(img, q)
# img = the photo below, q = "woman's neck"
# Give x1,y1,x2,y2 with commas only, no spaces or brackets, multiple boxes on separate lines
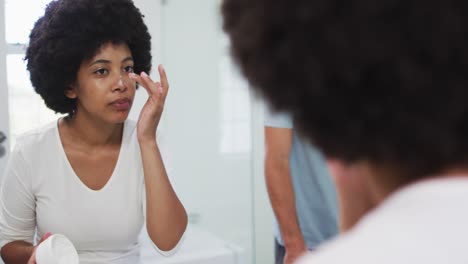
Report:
368,164,468,205
61,113,124,147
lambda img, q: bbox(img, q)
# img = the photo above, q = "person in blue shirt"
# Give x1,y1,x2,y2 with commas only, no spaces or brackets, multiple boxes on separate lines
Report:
264,107,338,264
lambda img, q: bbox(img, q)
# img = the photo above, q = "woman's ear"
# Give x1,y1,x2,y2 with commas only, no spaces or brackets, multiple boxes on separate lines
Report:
65,85,78,99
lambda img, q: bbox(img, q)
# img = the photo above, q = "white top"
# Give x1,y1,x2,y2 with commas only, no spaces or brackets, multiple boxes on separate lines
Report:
296,177,468,264
0,120,178,263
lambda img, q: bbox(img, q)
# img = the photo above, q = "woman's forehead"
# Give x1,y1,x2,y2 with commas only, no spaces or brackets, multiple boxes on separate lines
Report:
84,42,133,65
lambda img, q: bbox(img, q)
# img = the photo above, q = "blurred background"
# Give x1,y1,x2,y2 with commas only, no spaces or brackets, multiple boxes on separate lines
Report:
0,0,275,263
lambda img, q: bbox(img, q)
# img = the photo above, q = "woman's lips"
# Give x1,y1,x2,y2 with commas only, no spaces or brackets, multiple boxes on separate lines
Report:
110,98,131,110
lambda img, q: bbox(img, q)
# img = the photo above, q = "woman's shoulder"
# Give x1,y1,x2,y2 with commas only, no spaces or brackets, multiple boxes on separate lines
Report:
15,120,58,152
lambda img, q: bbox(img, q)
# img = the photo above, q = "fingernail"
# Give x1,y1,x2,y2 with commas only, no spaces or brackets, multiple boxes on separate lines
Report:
142,72,149,78
129,73,136,78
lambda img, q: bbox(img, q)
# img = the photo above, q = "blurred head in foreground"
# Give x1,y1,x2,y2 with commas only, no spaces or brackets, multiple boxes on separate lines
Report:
222,0,468,262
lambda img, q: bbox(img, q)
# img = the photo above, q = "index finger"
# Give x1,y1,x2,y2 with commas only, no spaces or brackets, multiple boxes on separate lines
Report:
158,64,169,98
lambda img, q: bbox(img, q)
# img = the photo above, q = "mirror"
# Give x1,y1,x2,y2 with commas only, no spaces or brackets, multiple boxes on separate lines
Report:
0,0,273,263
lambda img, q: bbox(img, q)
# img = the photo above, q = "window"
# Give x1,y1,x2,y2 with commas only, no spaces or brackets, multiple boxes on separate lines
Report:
5,0,63,148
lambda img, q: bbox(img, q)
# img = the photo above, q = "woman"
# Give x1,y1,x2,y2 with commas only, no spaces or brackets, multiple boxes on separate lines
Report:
0,0,187,263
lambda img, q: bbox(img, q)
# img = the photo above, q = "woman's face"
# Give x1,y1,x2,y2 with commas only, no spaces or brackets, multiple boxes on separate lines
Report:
66,42,136,124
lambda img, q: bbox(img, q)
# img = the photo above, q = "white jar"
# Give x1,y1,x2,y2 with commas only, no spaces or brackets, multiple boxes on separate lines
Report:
36,234,79,264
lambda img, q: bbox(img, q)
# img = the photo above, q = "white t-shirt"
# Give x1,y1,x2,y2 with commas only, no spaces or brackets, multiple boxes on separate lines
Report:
0,119,175,263
296,177,468,264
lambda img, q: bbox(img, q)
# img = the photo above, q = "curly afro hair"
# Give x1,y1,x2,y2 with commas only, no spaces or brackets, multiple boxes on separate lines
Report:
223,0,468,182
26,0,152,114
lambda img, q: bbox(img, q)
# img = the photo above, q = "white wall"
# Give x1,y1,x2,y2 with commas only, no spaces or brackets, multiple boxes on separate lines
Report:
0,4,7,264
0,0,5,256
0,0,10,177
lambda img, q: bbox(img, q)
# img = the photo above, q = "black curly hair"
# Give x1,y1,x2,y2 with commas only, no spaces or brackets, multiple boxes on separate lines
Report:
26,0,152,114
222,0,468,183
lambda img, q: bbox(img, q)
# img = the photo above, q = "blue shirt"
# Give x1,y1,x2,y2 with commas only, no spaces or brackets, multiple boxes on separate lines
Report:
265,109,338,250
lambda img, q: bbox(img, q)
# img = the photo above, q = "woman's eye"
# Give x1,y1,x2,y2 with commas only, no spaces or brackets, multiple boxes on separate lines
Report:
94,69,108,75
124,66,134,73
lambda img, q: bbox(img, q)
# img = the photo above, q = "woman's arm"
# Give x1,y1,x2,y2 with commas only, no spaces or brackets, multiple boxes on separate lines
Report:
139,139,187,251
0,143,37,263
130,65,187,252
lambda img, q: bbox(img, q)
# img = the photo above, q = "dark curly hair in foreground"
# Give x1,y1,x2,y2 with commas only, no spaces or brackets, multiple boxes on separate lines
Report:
26,0,152,114
223,0,468,183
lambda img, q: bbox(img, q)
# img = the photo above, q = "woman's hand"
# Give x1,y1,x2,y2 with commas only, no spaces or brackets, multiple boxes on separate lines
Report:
27,232,52,264
130,64,169,143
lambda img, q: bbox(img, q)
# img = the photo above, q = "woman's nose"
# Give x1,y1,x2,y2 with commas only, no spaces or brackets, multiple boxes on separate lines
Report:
113,73,133,92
